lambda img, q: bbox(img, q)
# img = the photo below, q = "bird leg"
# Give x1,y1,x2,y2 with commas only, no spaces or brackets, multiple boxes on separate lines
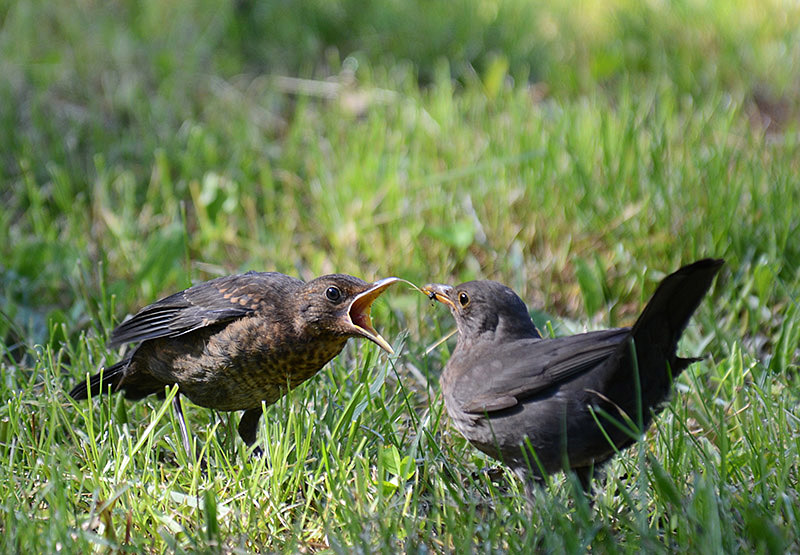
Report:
171,392,193,461
238,408,264,458
512,466,542,503
573,466,594,494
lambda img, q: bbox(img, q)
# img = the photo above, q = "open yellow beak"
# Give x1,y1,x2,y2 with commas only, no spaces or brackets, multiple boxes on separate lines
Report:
348,277,402,354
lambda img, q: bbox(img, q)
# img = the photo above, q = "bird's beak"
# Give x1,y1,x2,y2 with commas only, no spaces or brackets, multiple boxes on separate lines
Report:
421,284,456,310
349,277,401,354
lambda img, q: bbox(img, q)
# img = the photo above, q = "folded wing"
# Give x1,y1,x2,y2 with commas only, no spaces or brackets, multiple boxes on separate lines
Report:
109,272,300,347
459,328,630,414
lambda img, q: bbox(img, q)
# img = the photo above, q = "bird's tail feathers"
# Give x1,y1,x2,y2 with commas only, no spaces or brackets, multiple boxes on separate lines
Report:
69,359,128,400
631,258,723,356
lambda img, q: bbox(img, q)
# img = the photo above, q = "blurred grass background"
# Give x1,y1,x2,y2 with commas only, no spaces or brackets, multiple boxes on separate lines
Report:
1,0,799,552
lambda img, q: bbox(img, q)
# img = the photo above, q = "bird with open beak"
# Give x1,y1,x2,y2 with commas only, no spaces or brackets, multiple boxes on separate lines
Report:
423,259,723,495
70,272,401,456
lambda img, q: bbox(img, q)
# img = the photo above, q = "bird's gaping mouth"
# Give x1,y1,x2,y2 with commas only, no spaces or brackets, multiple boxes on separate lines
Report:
348,277,403,354
421,284,456,310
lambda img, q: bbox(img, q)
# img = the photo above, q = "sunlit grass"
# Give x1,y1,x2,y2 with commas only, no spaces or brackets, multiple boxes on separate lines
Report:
2,0,799,551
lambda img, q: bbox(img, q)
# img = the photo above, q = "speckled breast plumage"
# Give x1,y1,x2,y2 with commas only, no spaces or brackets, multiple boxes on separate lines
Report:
128,315,349,411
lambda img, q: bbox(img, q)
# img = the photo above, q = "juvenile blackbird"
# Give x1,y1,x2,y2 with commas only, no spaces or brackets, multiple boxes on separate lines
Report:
70,272,400,454
423,258,723,493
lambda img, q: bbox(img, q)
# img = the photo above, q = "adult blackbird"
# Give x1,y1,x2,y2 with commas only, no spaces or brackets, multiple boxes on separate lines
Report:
70,272,400,455
423,258,723,493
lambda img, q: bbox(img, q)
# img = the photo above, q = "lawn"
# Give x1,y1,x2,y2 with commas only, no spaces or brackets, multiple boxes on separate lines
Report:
2,0,799,552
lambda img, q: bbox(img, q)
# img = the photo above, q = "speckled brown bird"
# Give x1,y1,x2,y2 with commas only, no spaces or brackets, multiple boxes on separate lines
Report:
70,272,400,454
423,259,722,494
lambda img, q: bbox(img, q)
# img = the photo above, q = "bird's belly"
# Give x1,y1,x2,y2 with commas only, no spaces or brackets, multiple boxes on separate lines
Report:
455,388,630,475
175,352,324,411
148,324,348,411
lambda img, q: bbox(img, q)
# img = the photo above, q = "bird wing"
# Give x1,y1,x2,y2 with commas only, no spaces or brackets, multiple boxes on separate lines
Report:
108,272,301,347
459,328,630,414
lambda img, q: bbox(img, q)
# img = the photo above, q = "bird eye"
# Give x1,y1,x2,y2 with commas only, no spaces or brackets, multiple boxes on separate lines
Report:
325,286,342,302
458,292,470,307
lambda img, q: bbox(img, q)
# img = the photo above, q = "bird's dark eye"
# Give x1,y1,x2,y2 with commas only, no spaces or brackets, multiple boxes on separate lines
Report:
458,292,470,307
325,286,342,302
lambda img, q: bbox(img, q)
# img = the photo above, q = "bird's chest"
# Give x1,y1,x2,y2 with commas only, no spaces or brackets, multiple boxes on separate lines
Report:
219,319,347,380
175,317,348,409
440,357,484,433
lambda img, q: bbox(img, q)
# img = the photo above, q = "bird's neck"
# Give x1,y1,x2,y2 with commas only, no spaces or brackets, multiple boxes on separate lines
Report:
499,315,542,341
457,314,540,347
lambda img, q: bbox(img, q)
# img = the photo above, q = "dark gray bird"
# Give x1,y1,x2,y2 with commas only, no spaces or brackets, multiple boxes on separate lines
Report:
423,259,723,493
70,272,400,455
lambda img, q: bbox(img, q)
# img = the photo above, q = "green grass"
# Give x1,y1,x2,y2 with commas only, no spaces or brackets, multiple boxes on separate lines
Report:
2,0,800,552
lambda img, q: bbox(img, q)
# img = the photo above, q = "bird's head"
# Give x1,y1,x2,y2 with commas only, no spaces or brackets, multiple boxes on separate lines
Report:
422,280,541,343
298,275,401,353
